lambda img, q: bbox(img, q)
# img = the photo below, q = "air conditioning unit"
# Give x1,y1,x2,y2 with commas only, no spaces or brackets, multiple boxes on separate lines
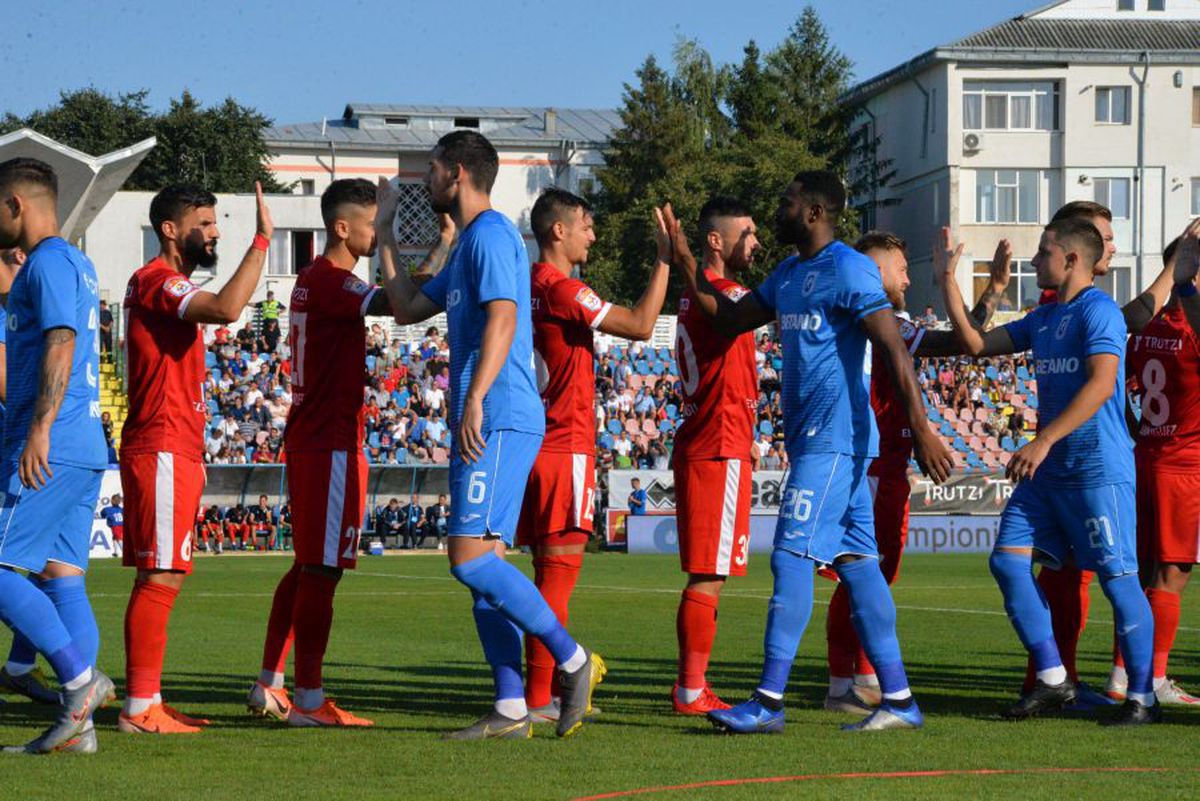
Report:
963,132,984,153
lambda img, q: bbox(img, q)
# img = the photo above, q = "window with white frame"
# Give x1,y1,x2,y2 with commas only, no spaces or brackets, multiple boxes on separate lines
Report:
962,81,1058,131
973,259,1038,310
1097,266,1133,305
1094,178,1131,219
975,170,1040,224
268,229,327,276
1095,87,1131,125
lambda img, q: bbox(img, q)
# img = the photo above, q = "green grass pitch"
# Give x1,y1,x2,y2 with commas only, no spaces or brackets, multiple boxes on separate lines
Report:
1,552,1198,800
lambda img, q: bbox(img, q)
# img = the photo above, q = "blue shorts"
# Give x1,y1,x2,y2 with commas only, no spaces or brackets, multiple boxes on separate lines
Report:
448,430,542,546
774,453,876,565
997,480,1137,578
0,463,104,572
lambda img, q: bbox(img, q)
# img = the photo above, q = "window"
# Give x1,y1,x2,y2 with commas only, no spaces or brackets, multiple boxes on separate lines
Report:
384,116,409,126
975,170,1040,223
268,230,327,276
974,260,1037,310
1192,178,1200,215
963,81,1058,131
453,117,480,129
1094,178,1131,219
1148,0,1165,10
299,179,315,195
1117,0,1134,8
1097,266,1133,305
1095,87,1131,124
1192,88,1200,126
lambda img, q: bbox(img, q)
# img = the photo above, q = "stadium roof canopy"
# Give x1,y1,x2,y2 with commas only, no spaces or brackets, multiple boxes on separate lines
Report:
843,4,1200,106
0,128,156,243
266,105,622,152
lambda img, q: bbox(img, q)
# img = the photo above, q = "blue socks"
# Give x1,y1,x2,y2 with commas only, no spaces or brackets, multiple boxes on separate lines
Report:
1100,573,1154,699
41,575,99,666
470,592,525,702
836,557,911,700
757,549,814,697
0,569,89,684
5,573,43,668
451,551,578,666
989,550,1063,673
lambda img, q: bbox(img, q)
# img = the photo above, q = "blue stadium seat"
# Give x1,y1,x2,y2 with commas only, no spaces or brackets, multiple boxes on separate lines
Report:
1017,365,1032,382
368,431,381,449
772,358,783,371
1000,436,1017,452
985,365,998,381
952,436,968,452
651,361,665,376
966,453,984,469
607,420,623,435
759,420,773,436
206,400,218,415
666,404,678,420
211,368,222,382
611,346,624,360
599,434,614,450
928,408,944,423
365,355,377,372
658,419,673,433
1026,395,1038,410
211,415,223,429
205,351,217,369
940,422,955,437
635,361,650,376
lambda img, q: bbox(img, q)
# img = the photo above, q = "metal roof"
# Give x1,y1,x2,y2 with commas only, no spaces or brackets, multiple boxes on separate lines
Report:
266,105,621,151
844,16,1200,106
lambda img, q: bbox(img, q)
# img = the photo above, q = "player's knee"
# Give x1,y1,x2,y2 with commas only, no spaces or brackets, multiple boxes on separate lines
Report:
989,548,1031,585
37,562,85,580
300,564,343,582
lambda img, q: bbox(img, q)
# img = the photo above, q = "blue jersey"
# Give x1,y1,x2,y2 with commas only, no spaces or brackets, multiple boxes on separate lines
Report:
752,241,891,459
420,210,544,438
102,504,124,529
4,237,106,469
1003,286,1133,488
0,303,6,424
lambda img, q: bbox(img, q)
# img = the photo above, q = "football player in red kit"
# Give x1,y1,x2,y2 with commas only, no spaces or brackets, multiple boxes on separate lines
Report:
516,188,672,722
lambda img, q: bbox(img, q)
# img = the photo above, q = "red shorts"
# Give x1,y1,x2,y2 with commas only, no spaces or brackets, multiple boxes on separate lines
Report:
289,449,368,569
675,457,751,576
120,452,206,573
868,470,911,583
516,451,595,547
110,525,124,544
1136,466,1200,565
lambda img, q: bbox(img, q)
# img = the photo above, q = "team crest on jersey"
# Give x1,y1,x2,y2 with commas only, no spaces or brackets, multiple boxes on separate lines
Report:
575,287,603,312
1056,315,1073,340
164,277,195,298
899,320,918,342
722,286,748,302
802,272,819,296
343,277,370,296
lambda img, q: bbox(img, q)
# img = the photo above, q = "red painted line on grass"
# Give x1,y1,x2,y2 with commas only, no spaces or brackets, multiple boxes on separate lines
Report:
572,766,1184,800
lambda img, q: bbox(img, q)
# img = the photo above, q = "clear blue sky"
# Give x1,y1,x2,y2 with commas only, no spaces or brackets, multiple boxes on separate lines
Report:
4,0,1037,124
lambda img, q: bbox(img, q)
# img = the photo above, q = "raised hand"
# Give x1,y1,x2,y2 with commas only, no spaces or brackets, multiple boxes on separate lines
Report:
254,181,274,239
375,178,401,240
989,238,1013,294
660,203,696,273
933,226,965,288
652,206,672,264
1172,218,1200,285
437,213,456,245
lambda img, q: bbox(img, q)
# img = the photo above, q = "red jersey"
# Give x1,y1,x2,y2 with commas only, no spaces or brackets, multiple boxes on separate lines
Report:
868,313,925,478
120,258,206,458
672,271,757,461
530,262,611,454
285,257,378,452
1128,304,1200,471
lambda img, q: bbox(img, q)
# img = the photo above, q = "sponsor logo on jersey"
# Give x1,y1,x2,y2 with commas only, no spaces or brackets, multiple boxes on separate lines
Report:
899,320,918,342
575,287,603,312
293,287,309,303
723,286,748,302
1132,335,1184,353
1034,356,1080,374
164,277,196,298
779,312,823,332
802,272,819,296
343,277,370,296
1055,314,1072,340
447,289,463,309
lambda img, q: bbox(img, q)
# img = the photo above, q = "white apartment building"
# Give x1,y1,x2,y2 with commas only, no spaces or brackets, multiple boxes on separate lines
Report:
844,0,1200,313
78,103,618,334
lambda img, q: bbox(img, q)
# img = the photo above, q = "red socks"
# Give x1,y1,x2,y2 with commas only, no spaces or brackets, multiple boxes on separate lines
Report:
1148,587,1181,679
1024,565,1091,691
261,564,300,675
525,553,583,708
124,580,180,698
293,570,339,690
676,589,719,690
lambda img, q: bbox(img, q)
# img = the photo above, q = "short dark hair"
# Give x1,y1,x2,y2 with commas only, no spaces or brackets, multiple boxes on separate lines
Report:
434,130,499,193
149,184,217,242
0,157,58,199
1044,217,1104,267
531,188,590,246
791,170,846,214
698,196,753,236
320,178,376,230
854,230,907,255
1051,200,1112,224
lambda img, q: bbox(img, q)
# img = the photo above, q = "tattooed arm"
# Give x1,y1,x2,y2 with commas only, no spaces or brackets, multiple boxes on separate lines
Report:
20,326,75,489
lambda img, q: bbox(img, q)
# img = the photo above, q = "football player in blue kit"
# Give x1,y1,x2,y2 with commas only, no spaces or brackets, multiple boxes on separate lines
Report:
665,170,954,733
0,158,113,753
374,131,604,740
940,218,1157,726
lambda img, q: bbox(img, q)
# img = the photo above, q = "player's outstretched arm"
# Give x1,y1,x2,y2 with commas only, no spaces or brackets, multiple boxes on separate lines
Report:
863,308,953,484
596,208,671,341
184,182,272,325
970,238,1012,327
1007,353,1119,482
374,179,445,324
937,228,1015,357
1172,219,1200,337
1121,221,1198,333
458,299,517,463
21,327,74,489
662,203,772,337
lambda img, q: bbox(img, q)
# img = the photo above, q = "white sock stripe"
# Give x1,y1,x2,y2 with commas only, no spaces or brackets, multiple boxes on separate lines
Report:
324,452,348,567
716,459,739,575
155,453,175,570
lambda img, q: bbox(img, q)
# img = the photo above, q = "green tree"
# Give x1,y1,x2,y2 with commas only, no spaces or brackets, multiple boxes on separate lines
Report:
2,87,285,193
